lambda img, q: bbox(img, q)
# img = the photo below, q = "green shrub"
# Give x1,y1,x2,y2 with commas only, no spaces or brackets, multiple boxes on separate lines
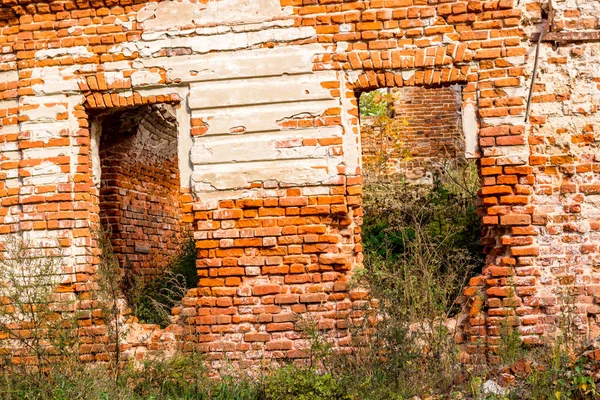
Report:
263,365,351,400
127,353,209,399
0,355,263,400
210,375,264,400
359,90,388,117
518,339,600,400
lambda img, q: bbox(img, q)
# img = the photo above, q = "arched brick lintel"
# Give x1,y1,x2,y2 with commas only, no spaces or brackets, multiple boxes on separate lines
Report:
348,68,470,94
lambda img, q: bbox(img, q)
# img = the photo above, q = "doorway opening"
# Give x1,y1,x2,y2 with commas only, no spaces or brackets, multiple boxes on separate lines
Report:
358,85,484,320
94,104,187,281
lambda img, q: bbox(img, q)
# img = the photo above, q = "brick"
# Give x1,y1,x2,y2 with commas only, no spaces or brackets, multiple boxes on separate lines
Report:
510,246,540,257
213,209,243,220
253,285,281,296
274,294,299,304
266,322,294,332
481,186,513,195
244,332,270,342
500,214,531,226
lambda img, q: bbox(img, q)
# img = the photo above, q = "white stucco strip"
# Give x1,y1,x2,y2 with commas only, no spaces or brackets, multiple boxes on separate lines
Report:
192,100,338,136
110,27,315,58
190,127,343,165
0,70,18,82
191,157,342,192
131,70,163,87
0,142,18,152
135,44,321,83
22,147,70,160
35,46,94,60
0,99,18,112
30,66,94,95
20,104,69,123
138,0,291,31
462,102,479,159
0,125,19,135
19,122,72,142
22,173,70,186
175,89,193,190
188,73,335,110
339,72,361,174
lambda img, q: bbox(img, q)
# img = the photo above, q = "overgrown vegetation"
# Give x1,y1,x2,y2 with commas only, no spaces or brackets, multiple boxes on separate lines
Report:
122,236,198,328
0,237,80,379
1,198,599,399
339,163,483,398
0,172,599,399
359,89,412,178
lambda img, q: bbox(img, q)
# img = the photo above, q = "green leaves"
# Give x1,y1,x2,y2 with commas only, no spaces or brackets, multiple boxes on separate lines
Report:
359,90,388,117
263,365,350,400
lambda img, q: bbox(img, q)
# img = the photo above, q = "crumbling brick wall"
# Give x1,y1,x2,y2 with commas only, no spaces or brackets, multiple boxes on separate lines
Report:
360,86,463,182
98,103,186,278
0,0,599,369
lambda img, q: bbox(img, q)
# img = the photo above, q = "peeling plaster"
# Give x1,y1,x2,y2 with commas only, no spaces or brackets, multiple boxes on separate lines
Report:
138,0,290,31
35,46,94,60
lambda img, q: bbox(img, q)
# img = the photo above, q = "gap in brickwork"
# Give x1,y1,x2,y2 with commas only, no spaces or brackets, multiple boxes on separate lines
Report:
359,85,465,184
94,104,186,282
358,86,485,308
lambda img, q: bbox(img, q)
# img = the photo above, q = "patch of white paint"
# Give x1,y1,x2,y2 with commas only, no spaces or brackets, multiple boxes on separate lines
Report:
35,46,94,60
339,72,361,174
110,26,315,59
190,127,342,165
0,70,18,83
192,158,341,192
131,70,163,87
175,88,193,190
462,102,479,159
90,118,102,188
138,0,290,31
20,104,68,123
188,73,334,110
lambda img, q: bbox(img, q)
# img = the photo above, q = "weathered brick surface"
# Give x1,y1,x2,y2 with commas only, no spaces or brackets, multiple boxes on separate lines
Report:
0,0,599,368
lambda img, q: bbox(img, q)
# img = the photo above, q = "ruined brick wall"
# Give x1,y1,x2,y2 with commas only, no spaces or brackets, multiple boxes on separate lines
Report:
361,86,463,182
98,104,186,278
521,1,600,341
0,0,599,369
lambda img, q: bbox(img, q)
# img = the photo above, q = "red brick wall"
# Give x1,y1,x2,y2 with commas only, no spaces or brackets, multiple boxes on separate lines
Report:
1,0,599,369
98,104,186,278
361,86,463,180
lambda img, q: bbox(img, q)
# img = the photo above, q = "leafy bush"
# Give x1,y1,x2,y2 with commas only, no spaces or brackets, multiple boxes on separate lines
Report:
359,89,389,117
127,353,209,398
1,155,599,399
263,364,350,400
0,236,76,372
362,164,482,314
0,355,261,400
